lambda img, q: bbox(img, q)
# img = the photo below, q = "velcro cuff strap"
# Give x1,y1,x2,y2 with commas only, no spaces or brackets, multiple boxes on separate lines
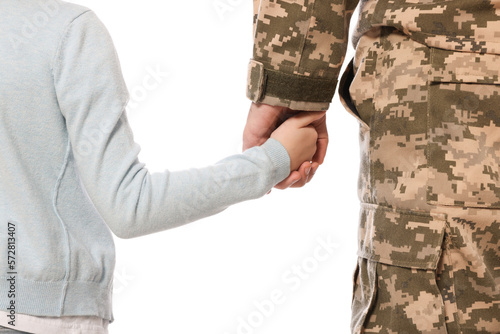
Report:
247,60,337,103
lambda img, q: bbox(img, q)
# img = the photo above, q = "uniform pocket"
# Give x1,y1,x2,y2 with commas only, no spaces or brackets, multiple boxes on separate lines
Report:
351,204,448,333
357,203,446,269
427,48,500,208
338,57,370,130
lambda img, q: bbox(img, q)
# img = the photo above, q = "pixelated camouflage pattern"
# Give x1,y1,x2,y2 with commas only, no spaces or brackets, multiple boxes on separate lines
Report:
357,203,447,270
252,0,357,77
353,0,500,54
247,59,265,102
342,27,500,334
436,207,500,333
249,1,500,330
428,48,500,208
348,26,431,212
352,257,448,333
249,0,359,109
249,0,500,109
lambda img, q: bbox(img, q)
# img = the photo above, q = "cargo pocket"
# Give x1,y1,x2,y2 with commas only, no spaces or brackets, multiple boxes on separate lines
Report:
351,203,448,334
427,48,500,208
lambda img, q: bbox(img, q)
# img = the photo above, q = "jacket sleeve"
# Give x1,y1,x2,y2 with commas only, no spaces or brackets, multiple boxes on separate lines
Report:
52,10,291,239
247,0,359,111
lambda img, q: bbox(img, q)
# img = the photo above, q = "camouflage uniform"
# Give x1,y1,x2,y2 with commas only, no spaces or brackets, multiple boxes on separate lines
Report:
248,1,500,333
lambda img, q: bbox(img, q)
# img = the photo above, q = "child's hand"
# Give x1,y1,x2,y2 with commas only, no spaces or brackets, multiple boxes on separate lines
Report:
271,111,326,172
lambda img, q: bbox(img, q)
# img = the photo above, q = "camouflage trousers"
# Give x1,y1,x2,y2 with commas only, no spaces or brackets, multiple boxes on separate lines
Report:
339,27,500,333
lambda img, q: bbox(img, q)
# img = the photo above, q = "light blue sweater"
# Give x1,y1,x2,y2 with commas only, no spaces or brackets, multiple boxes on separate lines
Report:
0,0,290,322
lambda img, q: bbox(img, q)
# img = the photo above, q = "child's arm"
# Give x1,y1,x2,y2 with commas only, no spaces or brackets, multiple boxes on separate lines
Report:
53,10,319,239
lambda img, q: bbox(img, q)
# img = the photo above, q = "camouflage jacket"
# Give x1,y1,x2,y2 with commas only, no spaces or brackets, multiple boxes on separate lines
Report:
247,0,500,111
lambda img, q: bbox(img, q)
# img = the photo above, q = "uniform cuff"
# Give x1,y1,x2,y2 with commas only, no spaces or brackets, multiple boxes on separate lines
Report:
247,59,337,111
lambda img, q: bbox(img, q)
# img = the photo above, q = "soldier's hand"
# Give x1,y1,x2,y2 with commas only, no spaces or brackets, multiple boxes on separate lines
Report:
243,102,328,190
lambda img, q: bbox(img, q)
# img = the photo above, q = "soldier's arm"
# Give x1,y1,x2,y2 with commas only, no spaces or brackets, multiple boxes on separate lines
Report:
247,0,359,111
244,0,358,189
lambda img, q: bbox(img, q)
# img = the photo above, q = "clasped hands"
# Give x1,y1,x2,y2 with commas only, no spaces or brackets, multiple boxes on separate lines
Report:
243,102,328,190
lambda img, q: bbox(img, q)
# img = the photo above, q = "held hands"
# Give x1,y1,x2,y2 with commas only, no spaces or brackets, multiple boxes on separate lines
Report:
243,102,329,189
271,111,325,172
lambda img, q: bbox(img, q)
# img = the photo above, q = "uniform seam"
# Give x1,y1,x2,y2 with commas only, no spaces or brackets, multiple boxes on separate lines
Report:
258,60,339,80
51,137,73,315
426,48,433,207
444,221,464,333
357,252,439,268
360,202,447,220
434,231,449,329
296,1,316,74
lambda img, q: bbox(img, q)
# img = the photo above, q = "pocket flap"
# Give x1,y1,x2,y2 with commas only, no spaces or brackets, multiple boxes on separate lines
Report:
357,204,446,270
430,48,500,84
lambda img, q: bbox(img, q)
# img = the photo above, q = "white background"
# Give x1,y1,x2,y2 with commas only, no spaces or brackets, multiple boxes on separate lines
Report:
71,1,361,333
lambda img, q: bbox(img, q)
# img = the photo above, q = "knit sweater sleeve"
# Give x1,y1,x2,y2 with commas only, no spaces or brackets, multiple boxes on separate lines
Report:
52,10,290,239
